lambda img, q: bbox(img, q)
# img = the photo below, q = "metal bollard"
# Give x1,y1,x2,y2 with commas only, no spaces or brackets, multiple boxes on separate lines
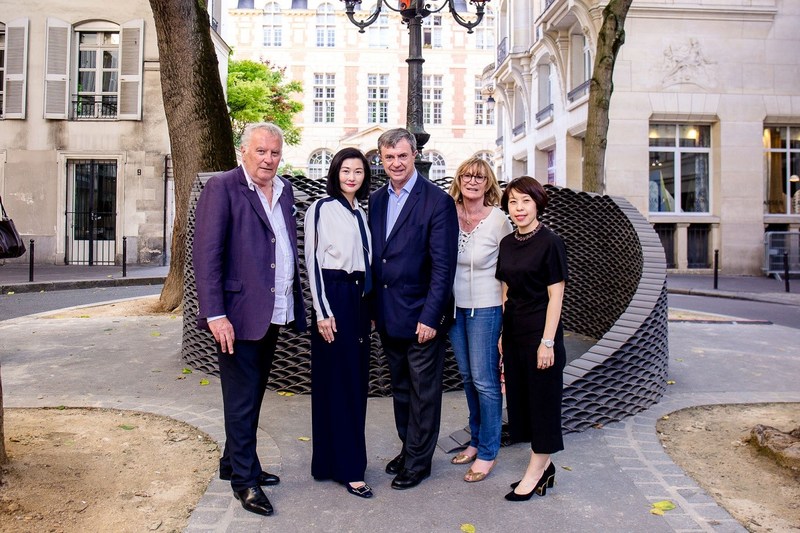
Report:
784,252,790,293
29,239,35,282
713,249,719,290
122,236,127,278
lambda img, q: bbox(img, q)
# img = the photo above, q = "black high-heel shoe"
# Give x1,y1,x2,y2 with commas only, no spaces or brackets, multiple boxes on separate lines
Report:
507,463,556,496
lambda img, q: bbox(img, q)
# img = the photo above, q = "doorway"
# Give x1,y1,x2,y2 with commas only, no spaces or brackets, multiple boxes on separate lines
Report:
65,159,118,265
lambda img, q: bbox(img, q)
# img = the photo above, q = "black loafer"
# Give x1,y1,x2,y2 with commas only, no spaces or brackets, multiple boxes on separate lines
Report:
345,482,373,499
391,467,431,490
220,470,280,486
234,486,274,516
385,452,406,475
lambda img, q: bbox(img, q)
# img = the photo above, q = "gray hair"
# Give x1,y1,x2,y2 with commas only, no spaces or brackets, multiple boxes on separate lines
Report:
377,128,417,153
241,122,285,149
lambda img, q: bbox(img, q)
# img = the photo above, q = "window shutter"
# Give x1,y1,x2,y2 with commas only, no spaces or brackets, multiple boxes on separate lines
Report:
118,19,144,120
44,17,70,120
3,18,29,119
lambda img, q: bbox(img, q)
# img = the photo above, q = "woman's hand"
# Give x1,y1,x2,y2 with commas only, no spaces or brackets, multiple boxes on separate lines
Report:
537,342,554,370
317,317,337,344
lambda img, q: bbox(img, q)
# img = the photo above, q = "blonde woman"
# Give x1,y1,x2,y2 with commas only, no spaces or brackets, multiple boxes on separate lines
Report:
447,157,512,482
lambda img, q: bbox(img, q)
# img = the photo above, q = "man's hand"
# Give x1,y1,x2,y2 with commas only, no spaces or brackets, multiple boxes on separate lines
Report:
209,317,235,354
416,322,437,344
317,317,337,344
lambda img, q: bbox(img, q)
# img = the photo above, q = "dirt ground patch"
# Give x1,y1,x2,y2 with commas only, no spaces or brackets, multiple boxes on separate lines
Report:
0,408,218,533
658,403,800,532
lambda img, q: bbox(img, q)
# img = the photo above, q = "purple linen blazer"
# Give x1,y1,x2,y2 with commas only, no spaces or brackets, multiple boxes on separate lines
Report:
192,167,307,340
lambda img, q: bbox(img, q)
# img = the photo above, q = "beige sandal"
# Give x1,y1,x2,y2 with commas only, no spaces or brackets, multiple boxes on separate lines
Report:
464,460,496,483
451,451,477,465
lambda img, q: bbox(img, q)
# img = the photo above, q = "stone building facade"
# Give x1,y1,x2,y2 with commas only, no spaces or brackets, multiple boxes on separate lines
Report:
222,0,498,180
0,0,228,265
491,0,799,274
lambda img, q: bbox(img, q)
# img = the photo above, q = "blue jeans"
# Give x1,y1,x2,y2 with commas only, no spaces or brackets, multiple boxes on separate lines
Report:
448,305,503,460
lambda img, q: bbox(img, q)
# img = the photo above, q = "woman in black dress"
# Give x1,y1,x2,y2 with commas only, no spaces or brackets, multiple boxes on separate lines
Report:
495,176,568,501
304,148,373,498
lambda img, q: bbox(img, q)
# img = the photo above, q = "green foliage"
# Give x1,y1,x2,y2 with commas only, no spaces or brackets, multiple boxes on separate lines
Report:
227,59,303,147
277,162,305,177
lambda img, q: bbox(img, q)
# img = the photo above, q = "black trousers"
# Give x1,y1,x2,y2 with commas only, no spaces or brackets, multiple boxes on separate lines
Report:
380,332,446,473
218,324,281,491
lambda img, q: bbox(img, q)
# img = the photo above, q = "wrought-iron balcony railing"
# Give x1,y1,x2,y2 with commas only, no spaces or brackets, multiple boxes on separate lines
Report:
497,36,508,68
567,80,591,103
536,103,554,122
71,95,118,120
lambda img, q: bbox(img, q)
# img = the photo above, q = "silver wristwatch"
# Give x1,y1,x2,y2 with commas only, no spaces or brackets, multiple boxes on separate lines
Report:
540,339,555,348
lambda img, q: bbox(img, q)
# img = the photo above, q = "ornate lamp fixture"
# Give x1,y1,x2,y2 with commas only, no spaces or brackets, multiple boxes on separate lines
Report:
341,0,491,176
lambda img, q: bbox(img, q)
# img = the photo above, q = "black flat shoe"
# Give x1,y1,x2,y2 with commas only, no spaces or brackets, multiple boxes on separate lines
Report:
346,482,373,499
220,470,280,486
234,486,274,516
391,467,431,490
385,452,406,475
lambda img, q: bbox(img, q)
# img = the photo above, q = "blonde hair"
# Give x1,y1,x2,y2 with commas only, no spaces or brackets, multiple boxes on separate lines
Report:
448,157,502,206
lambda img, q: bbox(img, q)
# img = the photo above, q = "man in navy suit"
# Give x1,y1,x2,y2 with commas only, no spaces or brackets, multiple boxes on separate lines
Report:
369,128,458,489
193,122,306,516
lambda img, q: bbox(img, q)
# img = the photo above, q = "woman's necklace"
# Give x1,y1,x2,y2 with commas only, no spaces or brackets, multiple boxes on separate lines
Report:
514,222,543,242
460,204,481,227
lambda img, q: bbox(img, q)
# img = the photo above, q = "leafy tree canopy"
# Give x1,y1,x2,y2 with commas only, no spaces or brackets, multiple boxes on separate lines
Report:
227,59,303,146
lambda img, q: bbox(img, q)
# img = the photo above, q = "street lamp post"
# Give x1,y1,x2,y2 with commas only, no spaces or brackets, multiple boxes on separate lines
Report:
341,0,490,177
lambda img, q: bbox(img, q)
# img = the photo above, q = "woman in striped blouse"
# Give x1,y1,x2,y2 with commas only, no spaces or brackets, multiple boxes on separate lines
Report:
304,147,374,499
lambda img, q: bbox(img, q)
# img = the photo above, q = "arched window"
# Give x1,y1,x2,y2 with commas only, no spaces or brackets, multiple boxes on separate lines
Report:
316,3,335,48
308,149,333,179
475,151,493,164
263,3,282,47
423,151,447,181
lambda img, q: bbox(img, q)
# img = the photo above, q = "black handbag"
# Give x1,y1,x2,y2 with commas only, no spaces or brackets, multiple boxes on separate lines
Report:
0,195,26,259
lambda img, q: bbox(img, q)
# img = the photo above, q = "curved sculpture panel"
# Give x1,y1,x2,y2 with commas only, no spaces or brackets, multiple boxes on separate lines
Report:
182,174,668,431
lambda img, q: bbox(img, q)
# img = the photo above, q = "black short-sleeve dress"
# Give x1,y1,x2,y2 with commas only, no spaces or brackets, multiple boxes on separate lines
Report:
496,224,568,454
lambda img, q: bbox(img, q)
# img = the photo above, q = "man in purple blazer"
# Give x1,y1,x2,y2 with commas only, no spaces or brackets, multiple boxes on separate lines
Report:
369,128,458,490
193,122,306,516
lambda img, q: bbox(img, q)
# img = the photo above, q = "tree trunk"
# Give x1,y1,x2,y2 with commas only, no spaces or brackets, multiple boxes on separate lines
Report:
149,0,237,311
583,0,633,194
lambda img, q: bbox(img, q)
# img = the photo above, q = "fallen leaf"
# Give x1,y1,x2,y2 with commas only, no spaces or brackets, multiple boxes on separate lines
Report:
460,524,476,533
150,331,161,337
650,508,664,516
200,379,210,386
676,358,684,362
182,368,193,374
667,380,676,385
7,291,14,295
652,500,676,511
56,405,66,410
298,436,310,442
79,315,90,318
118,424,136,431
561,465,572,471
661,415,670,420
277,391,295,396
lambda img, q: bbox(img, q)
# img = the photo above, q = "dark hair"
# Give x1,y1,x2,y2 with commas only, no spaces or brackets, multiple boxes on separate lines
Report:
377,128,417,153
325,147,372,201
501,176,549,217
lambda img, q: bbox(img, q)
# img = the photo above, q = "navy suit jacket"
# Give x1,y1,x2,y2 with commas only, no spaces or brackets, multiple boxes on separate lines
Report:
369,173,458,339
193,166,307,340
